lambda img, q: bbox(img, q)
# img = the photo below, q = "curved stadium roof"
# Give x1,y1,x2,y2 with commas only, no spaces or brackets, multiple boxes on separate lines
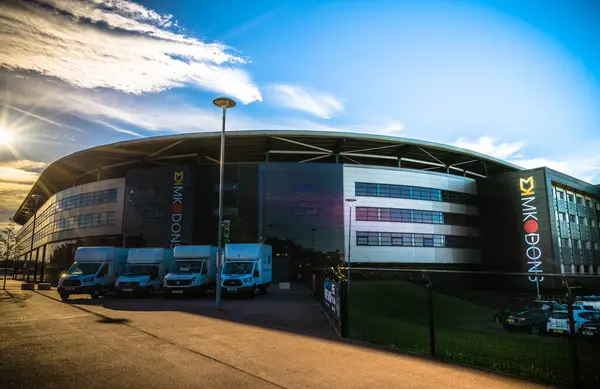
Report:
13,130,522,224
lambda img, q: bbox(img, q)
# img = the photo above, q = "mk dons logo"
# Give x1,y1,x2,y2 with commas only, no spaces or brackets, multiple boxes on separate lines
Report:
519,176,544,284
170,171,184,249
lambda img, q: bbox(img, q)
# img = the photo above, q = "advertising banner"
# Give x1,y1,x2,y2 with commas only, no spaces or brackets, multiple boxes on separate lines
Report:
517,171,552,293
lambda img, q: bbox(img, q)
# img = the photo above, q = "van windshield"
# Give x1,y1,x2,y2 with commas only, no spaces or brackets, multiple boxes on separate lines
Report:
222,262,253,275
169,260,204,274
123,265,159,278
67,262,101,276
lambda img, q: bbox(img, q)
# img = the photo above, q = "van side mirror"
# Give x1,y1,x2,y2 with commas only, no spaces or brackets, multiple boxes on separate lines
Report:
201,267,208,275
254,270,259,278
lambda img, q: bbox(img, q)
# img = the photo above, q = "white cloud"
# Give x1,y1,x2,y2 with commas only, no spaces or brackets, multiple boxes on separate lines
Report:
0,0,262,104
453,136,526,159
512,156,600,184
267,84,344,119
452,136,600,183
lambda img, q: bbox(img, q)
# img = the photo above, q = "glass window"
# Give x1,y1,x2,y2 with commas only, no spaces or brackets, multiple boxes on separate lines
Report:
356,232,369,246
423,235,434,247
379,208,391,221
573,240,580,248
568,194,574,202
380,233,392,246
569,215,576,223
367,232,379,246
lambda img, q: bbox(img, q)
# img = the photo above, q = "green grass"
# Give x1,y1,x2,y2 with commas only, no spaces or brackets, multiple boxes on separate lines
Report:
347,280,600,387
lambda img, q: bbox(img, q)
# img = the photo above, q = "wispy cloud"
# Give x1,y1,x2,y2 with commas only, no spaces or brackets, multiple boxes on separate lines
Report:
513,156,600,184
0,0,262,104
452,136,600,183
4,104,85,132
453,136,526,159
266,84,344,119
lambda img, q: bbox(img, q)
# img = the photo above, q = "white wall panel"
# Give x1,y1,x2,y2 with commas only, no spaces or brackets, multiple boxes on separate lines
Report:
343,165,480,265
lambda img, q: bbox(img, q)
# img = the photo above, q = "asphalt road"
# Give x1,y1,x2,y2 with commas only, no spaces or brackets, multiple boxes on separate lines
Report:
0,281,556,389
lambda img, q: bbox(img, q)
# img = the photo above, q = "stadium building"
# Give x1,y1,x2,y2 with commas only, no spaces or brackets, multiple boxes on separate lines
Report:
11,130,600,286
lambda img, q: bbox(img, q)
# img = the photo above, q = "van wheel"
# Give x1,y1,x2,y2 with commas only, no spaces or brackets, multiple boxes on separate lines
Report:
60,293,70,301
531,325,541,336
91,289,100,299
259,285,269,295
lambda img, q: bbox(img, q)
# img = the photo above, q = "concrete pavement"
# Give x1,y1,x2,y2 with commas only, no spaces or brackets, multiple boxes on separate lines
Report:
0,280,557,389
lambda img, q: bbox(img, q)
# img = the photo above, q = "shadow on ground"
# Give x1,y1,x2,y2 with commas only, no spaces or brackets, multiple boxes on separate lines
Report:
0,290,31,307
60,284,340,342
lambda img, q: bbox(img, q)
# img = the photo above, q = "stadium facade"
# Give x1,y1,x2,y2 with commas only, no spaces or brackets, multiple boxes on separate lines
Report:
11,130,600,285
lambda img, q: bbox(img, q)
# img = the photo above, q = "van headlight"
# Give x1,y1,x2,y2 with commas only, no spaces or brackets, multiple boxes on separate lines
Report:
243,277,252,283
115,280,120,287
139,281,148,287
83,277,94,283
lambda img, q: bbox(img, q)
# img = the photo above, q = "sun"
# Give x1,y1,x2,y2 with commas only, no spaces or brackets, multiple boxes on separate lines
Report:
0,129,14,146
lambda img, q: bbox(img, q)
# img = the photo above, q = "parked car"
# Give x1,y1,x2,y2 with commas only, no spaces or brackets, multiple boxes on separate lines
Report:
546,307,600,335
503,308,554,335
580,319,600,340
494,300,564,324
573,296,600,311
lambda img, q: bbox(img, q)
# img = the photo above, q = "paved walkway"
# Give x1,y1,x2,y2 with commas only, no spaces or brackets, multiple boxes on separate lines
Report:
0,280,556,388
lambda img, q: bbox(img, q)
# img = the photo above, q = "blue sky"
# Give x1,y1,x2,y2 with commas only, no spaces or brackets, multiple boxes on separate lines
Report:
0,0,599,224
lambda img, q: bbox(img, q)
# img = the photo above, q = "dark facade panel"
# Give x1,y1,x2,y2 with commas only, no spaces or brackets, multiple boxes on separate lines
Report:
573,248,583,265
561,247,573,265
581,225,590,241
577,204,587,217
559,221,570,239
557,199,567,213
593,250,600,266
477,168,555,283
192,164,260,247
570,223,580,240
588,206,596,219
568,202,577,215
591,226,599,243
124,166,195,249
259,162,344,281
583,249,593,266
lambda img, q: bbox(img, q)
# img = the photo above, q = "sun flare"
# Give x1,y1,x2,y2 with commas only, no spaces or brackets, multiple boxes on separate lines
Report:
0,128,14,146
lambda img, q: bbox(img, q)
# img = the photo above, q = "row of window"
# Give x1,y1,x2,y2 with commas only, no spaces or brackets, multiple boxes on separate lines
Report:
555,189,600,209
355,182,476,205
560,238,599,250
356,231,479,249
18,188,119,241
355,207,478,227
32,212,117,242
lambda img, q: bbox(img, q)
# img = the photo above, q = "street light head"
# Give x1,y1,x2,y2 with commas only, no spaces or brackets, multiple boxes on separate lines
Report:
213,97,236,109
345,198,357,203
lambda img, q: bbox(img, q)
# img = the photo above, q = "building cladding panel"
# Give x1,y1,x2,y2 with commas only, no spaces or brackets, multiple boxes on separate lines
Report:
16,177,125,254
343,165,480,265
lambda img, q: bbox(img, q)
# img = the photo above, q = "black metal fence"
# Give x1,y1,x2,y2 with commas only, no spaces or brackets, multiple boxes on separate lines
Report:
307,267,600,389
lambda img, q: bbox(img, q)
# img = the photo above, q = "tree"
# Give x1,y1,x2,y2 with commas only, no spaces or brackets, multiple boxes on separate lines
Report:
0,219,18,268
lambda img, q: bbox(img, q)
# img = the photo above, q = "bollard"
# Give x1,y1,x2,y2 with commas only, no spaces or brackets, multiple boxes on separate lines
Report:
37,283,52,291
21,283,35,290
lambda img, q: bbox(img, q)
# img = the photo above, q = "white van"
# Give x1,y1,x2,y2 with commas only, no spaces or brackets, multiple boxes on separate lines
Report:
57,247,128,300
115,248,173,297
220,243,272,298
164,245,218,297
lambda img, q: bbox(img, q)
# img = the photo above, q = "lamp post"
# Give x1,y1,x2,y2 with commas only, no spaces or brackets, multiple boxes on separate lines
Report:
26,194,43,283
2,218,14,290
345,198,356,291
213,97,236,311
